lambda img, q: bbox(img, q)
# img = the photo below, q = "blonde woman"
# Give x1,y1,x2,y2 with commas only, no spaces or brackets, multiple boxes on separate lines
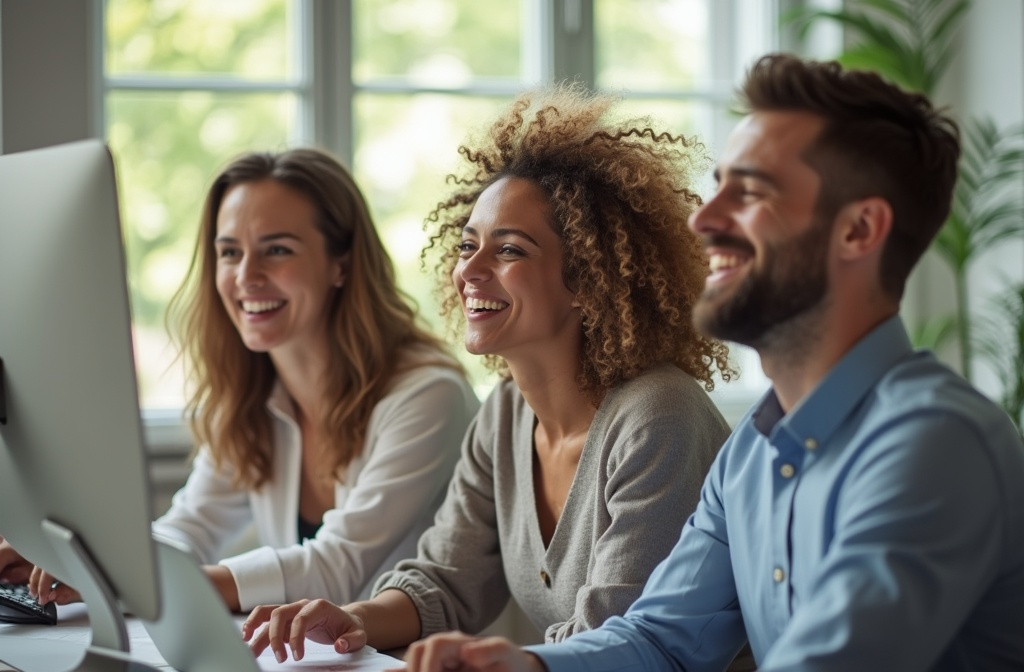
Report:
22,148,479,613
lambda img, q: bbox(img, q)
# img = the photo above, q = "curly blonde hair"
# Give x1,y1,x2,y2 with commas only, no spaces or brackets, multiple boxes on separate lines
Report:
424,84,734,398
170,149,456,489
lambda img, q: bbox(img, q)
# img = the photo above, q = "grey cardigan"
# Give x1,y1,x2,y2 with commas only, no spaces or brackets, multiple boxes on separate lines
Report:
374,364,730,643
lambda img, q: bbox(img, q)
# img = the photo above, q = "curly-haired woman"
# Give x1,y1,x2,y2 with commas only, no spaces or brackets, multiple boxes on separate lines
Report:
244,85,736,664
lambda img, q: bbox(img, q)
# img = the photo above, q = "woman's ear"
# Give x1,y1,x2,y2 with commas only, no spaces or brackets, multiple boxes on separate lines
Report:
332,252,351,288
836,197,893,261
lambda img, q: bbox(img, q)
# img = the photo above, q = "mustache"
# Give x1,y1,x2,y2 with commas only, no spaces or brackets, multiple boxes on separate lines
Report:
702,234,755,256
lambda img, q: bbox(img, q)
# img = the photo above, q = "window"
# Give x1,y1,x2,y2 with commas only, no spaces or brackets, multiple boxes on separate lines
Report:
102,0,776,424
104,0,305,410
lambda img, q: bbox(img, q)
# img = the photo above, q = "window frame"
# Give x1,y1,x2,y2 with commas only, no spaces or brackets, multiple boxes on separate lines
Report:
95,0,779,454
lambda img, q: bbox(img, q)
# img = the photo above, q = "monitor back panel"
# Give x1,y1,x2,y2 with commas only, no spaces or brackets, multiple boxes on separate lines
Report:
0,140,159,620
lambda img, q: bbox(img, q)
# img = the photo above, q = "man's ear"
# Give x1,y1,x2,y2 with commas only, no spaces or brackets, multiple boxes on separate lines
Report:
836,197,892,261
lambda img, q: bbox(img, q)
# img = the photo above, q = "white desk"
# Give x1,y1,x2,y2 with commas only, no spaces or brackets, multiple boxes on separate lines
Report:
0,604,404,671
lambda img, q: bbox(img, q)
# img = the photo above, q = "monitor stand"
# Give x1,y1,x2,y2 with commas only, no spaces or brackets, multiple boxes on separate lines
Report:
142,536,260,672
40,520,161,672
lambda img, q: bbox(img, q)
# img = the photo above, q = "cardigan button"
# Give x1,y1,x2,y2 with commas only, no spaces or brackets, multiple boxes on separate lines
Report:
540,569,551,588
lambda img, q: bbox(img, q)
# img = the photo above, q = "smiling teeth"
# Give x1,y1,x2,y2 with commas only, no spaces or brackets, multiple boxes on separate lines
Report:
242,300,285,313
466,297,509,311
709,254,744,272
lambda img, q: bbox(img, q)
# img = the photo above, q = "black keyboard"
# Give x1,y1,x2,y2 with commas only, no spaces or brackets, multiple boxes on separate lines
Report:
0,582,57,625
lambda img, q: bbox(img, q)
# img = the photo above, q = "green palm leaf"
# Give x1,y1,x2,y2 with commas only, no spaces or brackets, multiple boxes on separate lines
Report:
974,283,1024,430
856,0,913,24
909,312,957,350
781,0,969,95
935,117,1024,270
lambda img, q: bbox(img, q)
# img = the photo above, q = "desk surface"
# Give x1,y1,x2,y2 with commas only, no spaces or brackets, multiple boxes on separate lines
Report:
0,604,404,671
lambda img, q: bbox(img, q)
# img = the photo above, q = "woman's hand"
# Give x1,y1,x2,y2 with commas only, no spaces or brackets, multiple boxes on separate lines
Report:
0,536,33,585
27,564,81,605
404,631,547,672
242,599,368,664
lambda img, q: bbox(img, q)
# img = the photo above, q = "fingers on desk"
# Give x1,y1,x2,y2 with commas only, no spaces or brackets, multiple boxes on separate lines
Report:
461,636,533,671
245,600,320,663
244,599,369,664
405,631,480,672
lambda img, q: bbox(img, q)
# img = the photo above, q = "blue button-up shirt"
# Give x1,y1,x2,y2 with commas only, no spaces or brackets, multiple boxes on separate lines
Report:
530,317,1024,671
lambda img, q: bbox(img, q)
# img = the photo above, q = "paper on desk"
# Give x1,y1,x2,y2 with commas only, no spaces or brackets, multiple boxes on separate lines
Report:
3,604,404,671
255,641,405,670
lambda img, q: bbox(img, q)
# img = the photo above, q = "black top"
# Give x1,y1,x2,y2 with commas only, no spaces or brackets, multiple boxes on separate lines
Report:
297,514,322,542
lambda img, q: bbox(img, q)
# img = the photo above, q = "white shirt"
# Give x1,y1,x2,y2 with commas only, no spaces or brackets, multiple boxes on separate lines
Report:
152,362,479,611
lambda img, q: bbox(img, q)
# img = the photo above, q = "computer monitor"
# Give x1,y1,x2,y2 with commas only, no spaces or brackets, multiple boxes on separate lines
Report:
0,140,162,670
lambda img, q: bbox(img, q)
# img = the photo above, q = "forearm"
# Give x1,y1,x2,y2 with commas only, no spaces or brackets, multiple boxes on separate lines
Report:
347,588,422,652
203,564,241,612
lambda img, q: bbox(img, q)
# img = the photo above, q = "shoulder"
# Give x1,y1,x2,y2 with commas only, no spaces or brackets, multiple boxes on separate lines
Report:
367,352,479,425
850,353,1024,505
599,363,728,433
382,349,476,403
594,365,731,470
871,352,1018,449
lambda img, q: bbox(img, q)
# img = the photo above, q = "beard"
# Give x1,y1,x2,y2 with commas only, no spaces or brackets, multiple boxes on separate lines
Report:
694,218,832,349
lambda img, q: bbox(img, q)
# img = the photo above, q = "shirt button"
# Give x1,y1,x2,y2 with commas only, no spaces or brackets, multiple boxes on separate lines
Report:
773,567,785,583
540,570,551,588
804,438,818,451
780,463,795,478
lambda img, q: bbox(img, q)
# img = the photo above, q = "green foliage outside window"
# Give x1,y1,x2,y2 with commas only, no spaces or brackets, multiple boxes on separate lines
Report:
107,0,295,78
106,0,727,406
353,0,523,83
106,0,298,407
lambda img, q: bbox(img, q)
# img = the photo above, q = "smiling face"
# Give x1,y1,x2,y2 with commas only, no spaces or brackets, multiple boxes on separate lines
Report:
452,176,581,363
214,179,345,358
689,111,834,348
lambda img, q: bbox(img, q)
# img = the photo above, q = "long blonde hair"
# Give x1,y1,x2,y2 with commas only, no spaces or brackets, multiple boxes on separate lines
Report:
170,148,454,488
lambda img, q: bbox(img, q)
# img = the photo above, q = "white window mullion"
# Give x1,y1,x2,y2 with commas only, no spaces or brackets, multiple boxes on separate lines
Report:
522,0,554,86
312,0,353,164
551,0,594,86
91,0,106,140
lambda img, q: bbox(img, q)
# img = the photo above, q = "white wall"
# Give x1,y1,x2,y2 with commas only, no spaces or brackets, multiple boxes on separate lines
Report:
906,0,1024,393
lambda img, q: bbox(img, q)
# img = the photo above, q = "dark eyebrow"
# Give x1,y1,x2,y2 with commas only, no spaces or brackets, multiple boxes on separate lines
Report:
214,233,302,245
462,225,540,247
713,166,782,190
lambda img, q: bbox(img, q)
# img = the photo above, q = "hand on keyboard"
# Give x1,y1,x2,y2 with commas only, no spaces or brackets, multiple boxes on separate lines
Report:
0,582,58,625
27,565,82,607
0,536,33,585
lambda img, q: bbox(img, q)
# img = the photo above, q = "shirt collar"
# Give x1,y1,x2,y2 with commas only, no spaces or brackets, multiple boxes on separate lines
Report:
752,315,914,449
265,379,297,422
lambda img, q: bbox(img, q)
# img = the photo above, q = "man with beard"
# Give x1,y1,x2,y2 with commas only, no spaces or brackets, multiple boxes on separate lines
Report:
391,53,1024,672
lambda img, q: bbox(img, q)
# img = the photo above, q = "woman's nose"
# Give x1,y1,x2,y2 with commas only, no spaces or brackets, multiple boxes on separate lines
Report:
456,249,490,284
235,253,264,289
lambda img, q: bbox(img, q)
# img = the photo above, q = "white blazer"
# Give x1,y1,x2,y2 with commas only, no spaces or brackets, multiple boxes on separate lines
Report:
152,362,479,611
